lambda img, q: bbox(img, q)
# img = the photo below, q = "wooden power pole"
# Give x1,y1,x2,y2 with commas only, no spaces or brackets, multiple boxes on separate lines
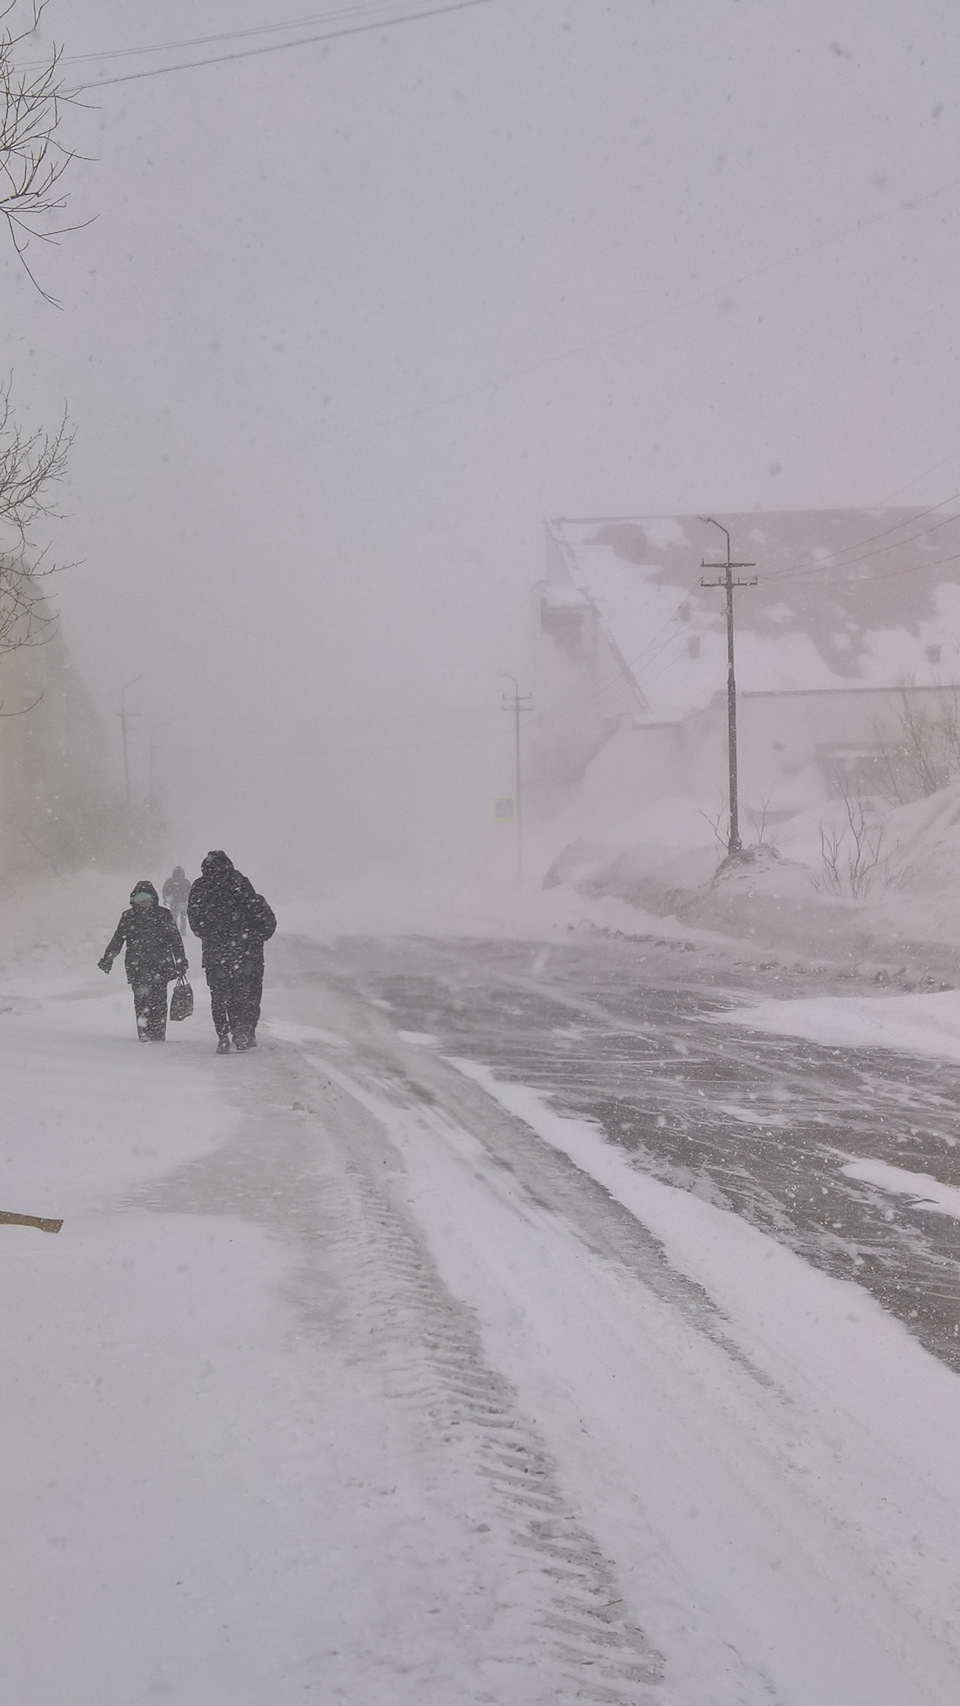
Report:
699,518,757,857
501,674,532,878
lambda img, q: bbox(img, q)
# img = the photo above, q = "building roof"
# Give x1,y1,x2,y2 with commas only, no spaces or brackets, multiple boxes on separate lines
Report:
545,510,960,723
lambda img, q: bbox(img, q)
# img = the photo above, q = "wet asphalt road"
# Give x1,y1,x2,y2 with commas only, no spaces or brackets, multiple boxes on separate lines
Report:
275,928,960,1374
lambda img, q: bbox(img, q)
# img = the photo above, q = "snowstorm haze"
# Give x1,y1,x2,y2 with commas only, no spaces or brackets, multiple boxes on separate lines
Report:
7,0,959,889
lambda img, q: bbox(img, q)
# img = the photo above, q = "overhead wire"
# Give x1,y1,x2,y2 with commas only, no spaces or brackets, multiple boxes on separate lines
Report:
63,0,501,92
530,485,960,726
555,494,960,613
866,446,960,507
774,542,960,596
306,173,960,455
40,6,960,718
167,514,960,755
759,499,960,588
37,2,960,474
530,573,710,726
612,536,960,705
38,0,960,460
24,4,405,69
716,508,960,599
154,516,960,754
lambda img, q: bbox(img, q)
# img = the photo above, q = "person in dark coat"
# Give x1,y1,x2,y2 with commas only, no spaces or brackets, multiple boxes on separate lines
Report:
161,866,192,934
187,851,276,1053
99,880,188,1041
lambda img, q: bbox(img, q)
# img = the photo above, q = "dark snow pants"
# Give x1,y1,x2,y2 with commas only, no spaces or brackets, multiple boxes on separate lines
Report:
206,964,264,1045
132,977,169,1041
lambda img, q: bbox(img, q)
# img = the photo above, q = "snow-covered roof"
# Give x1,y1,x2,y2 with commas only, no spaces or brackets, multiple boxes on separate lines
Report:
539,584,594,611
546,510,960,723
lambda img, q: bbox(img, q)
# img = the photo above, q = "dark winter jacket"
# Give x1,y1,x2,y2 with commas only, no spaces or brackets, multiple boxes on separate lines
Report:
162,867,191,909
187,851,277,975
100,882,189,985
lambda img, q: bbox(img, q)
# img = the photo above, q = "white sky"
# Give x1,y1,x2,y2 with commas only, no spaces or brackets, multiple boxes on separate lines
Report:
6,0,960,884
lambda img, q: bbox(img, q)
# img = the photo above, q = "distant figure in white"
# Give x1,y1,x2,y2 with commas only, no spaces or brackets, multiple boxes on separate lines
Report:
162,865,192,934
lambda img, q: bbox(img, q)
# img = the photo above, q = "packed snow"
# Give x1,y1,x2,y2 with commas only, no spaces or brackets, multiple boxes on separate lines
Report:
4,869,960,1701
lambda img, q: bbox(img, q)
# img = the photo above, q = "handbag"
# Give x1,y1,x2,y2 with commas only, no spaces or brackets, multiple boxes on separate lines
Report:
169,976,194,1022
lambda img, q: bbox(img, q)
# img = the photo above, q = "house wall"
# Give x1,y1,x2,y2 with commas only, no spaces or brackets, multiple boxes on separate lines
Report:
596,722,684,817
529,530,650,818
533,509,960,835
670,686,960,817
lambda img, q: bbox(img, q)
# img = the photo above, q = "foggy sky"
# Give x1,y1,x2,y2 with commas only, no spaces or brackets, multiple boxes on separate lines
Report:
5,0,960,888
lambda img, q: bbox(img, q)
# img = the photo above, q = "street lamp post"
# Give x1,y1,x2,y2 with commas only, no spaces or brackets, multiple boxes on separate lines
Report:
120,676,146,804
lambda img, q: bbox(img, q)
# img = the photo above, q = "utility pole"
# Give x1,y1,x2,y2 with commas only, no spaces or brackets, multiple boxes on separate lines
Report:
699,518,757,858
119,675,146,805
501,673,532,879
147,726,161,827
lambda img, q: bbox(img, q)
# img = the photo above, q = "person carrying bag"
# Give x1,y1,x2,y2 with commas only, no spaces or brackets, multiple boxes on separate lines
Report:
99,881,188,1042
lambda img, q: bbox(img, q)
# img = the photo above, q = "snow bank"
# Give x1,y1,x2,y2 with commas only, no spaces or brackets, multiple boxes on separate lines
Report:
713,984,960,1064
542,778,960,979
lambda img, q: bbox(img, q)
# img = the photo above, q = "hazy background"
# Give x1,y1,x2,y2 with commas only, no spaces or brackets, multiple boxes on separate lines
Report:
5,0,960,891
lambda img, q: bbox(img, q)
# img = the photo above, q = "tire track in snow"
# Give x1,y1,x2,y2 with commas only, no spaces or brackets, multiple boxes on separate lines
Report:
291,1071,664,1703
135,1041,662,1704
262,944,960,1702
289,1023,960,1706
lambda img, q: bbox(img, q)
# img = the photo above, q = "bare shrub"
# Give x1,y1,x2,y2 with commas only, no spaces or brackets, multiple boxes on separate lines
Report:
811,783,911,898
746,791,776,848
699,797,727,850
871,679,960,805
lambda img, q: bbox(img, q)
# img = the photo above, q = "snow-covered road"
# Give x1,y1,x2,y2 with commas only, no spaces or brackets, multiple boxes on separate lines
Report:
4,921,960,1703
314,930,960,1372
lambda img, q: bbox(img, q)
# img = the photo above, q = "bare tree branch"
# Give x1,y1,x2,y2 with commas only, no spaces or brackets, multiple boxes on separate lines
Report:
0,687,43,713
0,0,78,303
0,375,74,658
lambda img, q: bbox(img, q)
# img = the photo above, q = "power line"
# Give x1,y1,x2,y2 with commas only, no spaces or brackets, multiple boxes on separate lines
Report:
760,501,960,588
555,498,960,625
313,173,960,453
529,575,710,729
66,0,501,93
730,512,960,597
26,4,402,70
634,544,960,687
531,503,960,728
51,7,960,459
870,446,960,505
780,543,960,596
